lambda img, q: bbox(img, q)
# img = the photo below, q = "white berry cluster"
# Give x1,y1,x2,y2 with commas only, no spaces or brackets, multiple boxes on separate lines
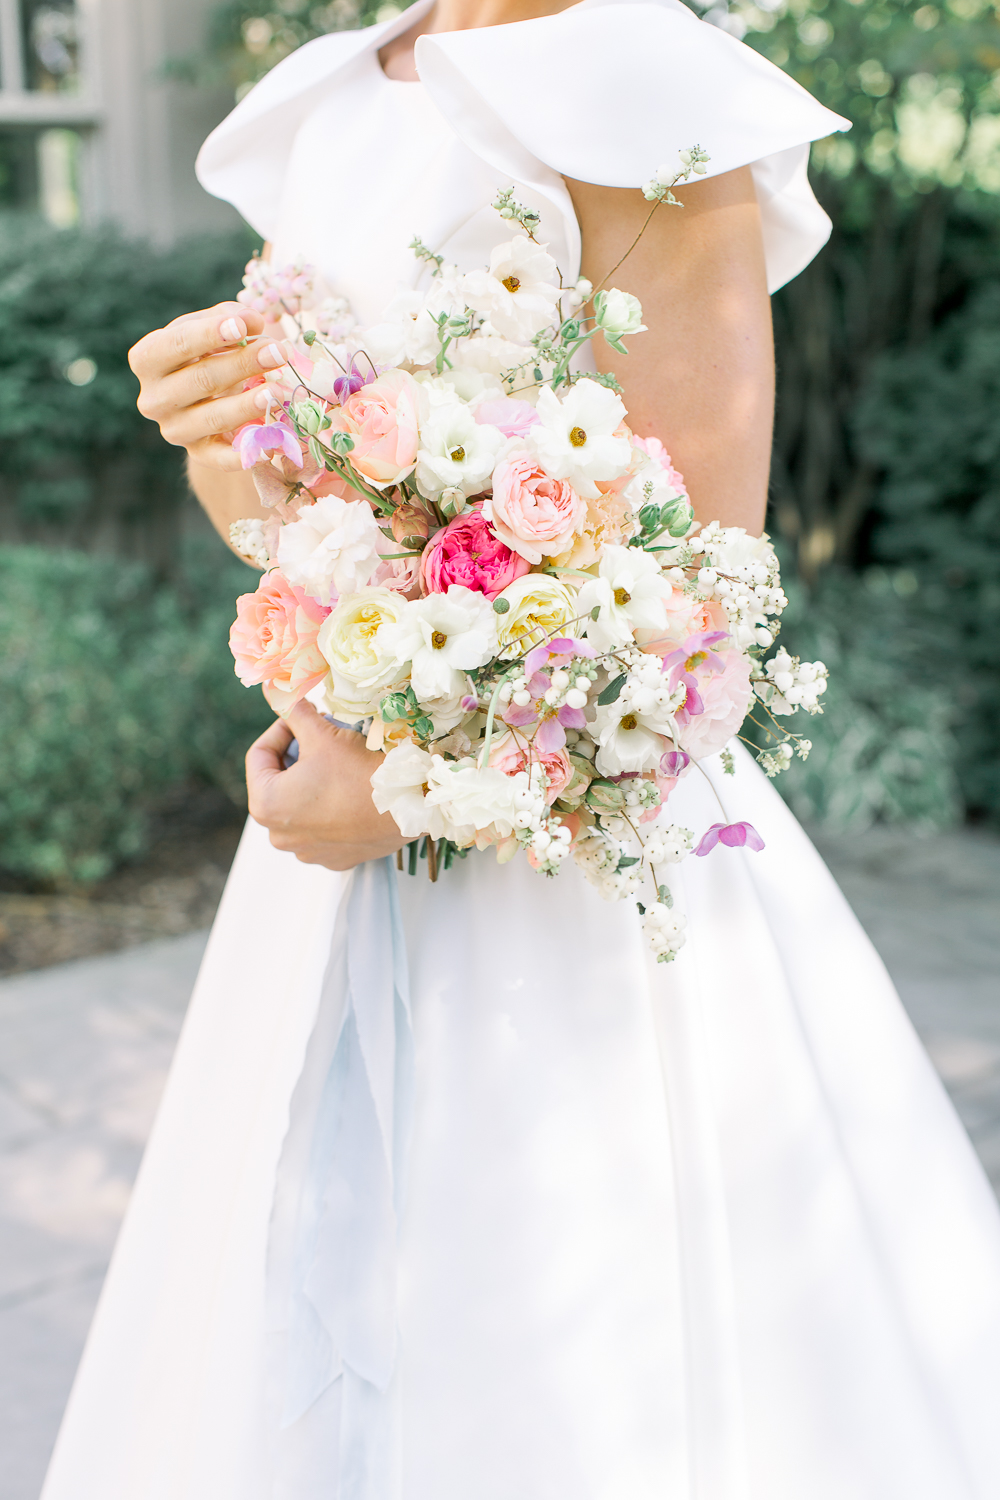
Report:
688,522,788,652
760,649,829,715
597,777,662,838
498,661,597,713
642,824,693,865
526,818,574,871
238,257,318,319
573,831,643,901
642,902,687,963
229,517,272,569
619,646,683,718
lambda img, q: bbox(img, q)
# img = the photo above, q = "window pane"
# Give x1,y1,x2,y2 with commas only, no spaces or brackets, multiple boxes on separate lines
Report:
22,0,80,93
0,126,80,224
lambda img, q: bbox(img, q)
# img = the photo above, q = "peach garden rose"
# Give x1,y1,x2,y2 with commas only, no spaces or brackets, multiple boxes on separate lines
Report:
229,569,330,716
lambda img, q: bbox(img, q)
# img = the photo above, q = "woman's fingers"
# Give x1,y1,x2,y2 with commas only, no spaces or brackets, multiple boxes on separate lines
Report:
129,302,264,380
140,334,290,424
160,384,270,450
245,717,296,826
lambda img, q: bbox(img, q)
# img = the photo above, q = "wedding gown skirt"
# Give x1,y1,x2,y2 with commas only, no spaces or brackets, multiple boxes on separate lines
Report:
42,747,1000,1500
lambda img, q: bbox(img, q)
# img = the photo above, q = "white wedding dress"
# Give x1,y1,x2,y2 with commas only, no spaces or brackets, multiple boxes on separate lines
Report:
41,4,1000,1498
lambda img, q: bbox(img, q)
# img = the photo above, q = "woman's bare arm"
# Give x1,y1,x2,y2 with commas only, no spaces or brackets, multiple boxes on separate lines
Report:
566,166,773,535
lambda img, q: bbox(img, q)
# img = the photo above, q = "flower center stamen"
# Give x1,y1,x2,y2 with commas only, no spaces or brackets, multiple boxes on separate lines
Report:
501,275,521,293
431,631,448,649
569,426,587,447
450,446,466,463
685,651,707,672
620,713,638,731
614,587,631,606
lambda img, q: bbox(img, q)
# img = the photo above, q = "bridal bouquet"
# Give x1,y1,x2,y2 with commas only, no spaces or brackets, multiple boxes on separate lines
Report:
228,152,827,960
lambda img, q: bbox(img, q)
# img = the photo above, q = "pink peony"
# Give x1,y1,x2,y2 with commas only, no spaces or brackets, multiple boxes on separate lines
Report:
327,368,421,488
229,569,330,717
676,651,753,761
474,397,540,440
488,730,573,806
419,505,530,600
484,452,585,565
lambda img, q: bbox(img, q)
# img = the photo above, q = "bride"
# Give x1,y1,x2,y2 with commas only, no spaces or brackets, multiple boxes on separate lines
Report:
42,1,1000,1496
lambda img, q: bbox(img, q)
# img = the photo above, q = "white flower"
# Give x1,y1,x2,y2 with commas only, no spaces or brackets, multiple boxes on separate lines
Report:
371,743,464,841
276,495,383,606
620,443,686,515
493,573,579,657
363,267,467,368
414,394,506,501
593,288,646,345
528,379,631,499
426,758,523,838
317,586,407,719
380,585,497,700
462,236,561,341
577,545,670,651
591,697,668,775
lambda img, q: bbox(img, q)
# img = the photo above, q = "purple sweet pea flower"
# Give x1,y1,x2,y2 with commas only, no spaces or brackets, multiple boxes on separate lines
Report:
660,748,691,777
333,358,378,405
661,630,728,724
694,821,765,857
238,420,303,471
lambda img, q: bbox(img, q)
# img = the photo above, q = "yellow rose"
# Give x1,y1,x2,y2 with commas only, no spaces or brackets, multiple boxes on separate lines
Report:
494,573,579,657
318,586,407,719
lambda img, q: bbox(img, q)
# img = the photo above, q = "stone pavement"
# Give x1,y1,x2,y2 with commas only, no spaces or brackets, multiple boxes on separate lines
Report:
0,829,998,1500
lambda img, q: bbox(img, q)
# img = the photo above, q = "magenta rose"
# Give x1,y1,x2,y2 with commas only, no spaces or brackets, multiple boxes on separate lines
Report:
419,506,530,600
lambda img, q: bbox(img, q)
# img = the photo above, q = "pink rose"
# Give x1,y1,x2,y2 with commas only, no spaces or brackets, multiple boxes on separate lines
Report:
474,397,540,440
419,505,530,600
676,652,753,761
327,368,420,488
229,569,330,717
488,730,573,806
638,590,728,655
484,452,585,565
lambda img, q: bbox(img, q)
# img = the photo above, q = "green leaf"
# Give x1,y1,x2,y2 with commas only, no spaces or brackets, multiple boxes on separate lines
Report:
597,672,627,706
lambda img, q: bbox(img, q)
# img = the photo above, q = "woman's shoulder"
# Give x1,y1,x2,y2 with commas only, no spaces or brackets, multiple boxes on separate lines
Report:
197,0,848,289
416,0,846,195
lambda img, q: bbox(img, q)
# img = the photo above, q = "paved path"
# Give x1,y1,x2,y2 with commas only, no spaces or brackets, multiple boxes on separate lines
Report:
1,829,998,1500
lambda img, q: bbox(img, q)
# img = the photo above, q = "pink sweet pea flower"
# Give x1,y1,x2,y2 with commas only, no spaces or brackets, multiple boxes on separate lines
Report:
229,569,330,717
237,420,303,471
694,821,765,856
419,505,530,600
660,630,729,720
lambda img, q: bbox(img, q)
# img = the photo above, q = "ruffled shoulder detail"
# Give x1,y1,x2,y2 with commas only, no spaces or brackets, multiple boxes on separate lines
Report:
197,0,848,292
415,0,849,292
196,0,436,240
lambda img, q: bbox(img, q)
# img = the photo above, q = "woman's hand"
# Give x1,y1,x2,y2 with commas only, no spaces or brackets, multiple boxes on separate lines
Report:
128,300,288,472
245,701,408,871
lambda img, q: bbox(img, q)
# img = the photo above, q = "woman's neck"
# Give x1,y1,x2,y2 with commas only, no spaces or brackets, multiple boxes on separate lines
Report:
379,0,579,79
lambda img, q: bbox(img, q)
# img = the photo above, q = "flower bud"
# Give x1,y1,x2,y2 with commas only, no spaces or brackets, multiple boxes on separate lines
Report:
390,503,432,545
585,780,626,813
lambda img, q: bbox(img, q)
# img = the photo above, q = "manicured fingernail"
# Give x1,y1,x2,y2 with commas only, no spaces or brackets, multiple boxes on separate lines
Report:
257,342,285,370
220,316,246,342
252,387,271,411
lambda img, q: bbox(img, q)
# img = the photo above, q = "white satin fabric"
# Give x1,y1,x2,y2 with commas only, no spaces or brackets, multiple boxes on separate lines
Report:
42,14,1000,1499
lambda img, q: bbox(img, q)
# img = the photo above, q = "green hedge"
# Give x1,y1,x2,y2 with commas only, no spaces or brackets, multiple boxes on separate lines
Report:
0,541,272,885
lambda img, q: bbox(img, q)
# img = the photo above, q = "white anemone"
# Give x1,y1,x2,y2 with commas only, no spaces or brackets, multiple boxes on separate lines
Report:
528,379,631,500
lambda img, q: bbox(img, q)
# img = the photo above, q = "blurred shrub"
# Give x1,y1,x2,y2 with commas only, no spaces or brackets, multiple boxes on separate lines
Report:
0,542,271,886
0,218,257,570
759,566,962,830
854,281,1000,817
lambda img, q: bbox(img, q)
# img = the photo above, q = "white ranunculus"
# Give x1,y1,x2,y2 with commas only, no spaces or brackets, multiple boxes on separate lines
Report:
414,394,506,500
528,379,631,500
371,743,464,841
494,573,578,657
593,288,646,345
462,236,561,342
451,333,537,389
591,697,668,776
426,757,522,838
379,585,498,701
317,586,407,719
277,495,383,607
577,545,670,652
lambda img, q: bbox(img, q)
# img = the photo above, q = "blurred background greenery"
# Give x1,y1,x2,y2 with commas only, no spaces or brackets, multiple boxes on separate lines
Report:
2,0,999,889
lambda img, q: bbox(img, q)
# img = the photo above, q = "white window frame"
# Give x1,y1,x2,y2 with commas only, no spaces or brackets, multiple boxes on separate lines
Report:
0,0,98,121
